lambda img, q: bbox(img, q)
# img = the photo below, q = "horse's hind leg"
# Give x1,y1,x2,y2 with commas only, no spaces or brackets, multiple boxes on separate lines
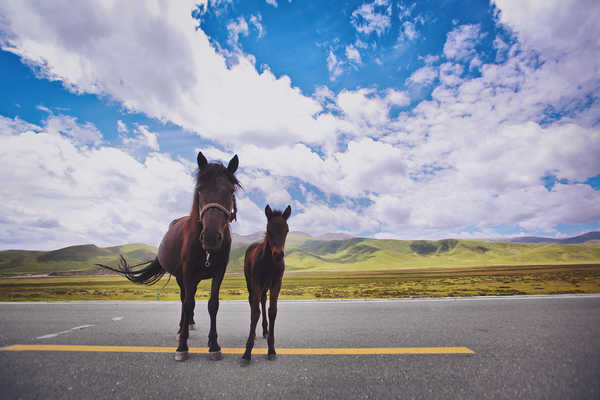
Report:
207,269,225,360
176,276,185,335
261,289,268,338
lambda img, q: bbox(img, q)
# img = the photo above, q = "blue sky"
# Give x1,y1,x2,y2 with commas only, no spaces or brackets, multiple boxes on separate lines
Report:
0,0,599,250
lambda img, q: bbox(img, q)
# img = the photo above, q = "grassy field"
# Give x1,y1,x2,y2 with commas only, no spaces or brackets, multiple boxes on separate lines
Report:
1,264,599,301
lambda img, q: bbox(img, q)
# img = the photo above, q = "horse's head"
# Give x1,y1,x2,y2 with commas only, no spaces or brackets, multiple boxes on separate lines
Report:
264,204,291,263
195,151,240,253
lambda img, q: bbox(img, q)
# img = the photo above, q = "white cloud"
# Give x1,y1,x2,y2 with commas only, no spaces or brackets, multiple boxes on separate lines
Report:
238,169,292,205
249,14,265,38
350,0,392,36
443,24,482,61
345,44,362,64
438,62,464,87
0,115,40,135
401,21,418,41
44,114,102,146
313,85,336,104
0,1,338,148
227,16,249,45
493,0,599,57
492,0,600,115
326,50,344,81
0,115,194,249
122,125,160,152
233,195,268,235
0,0,598,244
265,0,278,7
291,202,379,236
407,65,437,85
336,89,390,128
116,120,128,134
384,89,410,106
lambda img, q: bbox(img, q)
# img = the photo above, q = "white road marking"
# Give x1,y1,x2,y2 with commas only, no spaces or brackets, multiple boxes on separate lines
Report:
36,324,95,340
112,316,123,321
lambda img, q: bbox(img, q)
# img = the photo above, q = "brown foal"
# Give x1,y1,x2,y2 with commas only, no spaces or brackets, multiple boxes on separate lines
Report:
241,204,291,365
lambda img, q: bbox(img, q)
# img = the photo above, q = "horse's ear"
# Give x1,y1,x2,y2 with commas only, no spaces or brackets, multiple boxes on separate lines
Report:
227,154,239,174
282,205,291,220
265,205,273,220
197,152,208,169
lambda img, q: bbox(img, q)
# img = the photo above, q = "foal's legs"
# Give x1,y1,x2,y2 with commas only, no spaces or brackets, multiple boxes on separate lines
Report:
207,269,225,360
261,289,268,338
241,288,262,365
267,280,282,360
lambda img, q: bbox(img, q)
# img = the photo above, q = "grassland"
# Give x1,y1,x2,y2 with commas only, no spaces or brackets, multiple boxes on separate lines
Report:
1,264,599,301
2,236,599,301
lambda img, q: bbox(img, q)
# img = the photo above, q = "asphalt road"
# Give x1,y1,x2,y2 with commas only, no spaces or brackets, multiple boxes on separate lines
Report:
1,295,599,399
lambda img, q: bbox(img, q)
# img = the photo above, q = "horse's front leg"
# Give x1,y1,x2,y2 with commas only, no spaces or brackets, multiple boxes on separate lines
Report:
267,280,282,360
241,288,261,366
261,289,268,338
175,268,197,361
207,268,225,360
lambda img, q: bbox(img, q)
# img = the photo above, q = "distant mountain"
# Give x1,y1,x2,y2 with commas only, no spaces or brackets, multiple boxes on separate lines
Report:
317,232,355,241
232,231,353,244
2,233,600,276
231,231,312,246
231,232,264,246
509,231,600,244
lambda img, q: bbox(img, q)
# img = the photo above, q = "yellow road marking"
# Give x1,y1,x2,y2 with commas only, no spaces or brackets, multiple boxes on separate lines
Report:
0,344,474,355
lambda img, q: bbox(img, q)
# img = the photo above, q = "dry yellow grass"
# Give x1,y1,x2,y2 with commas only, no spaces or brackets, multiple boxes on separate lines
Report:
1,264,599,301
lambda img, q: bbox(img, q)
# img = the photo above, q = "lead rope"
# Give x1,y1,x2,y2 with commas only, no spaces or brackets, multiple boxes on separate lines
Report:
230,194,237,222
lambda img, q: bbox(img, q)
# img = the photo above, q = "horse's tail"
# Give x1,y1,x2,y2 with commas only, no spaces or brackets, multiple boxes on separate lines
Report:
96,256,165,285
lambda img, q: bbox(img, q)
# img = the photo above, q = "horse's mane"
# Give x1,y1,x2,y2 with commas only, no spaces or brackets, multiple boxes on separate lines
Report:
195,163,242,190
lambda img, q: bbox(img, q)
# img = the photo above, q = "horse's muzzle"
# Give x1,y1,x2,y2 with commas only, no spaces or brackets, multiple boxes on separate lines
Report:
201,231,223,251
272,250,284,263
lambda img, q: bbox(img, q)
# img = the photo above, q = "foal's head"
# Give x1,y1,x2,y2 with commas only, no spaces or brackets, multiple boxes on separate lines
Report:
195,151,240,252
264,205,291,263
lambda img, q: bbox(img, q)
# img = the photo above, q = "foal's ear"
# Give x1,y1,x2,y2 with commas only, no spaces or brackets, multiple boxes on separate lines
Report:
282,205,292,220
197,152,208,169
227,154,239,174
265,205,273,220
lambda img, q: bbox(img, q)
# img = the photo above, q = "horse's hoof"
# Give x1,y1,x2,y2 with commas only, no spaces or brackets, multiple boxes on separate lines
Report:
189,323,196,331
240,357,251,367
209,351,223,361
262,333,268,339
174,351,188,361
267,353,277,361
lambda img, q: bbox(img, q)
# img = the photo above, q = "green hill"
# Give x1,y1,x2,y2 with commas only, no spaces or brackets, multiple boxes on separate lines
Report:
0,244,157,276
1,237,600,276
281,238,600,271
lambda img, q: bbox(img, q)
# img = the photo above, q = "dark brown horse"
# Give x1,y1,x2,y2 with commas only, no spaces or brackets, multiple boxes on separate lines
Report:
241,204,291,366
98,151,240,361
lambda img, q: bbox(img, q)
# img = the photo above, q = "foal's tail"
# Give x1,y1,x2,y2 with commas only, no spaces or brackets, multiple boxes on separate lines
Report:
96,256,165,285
